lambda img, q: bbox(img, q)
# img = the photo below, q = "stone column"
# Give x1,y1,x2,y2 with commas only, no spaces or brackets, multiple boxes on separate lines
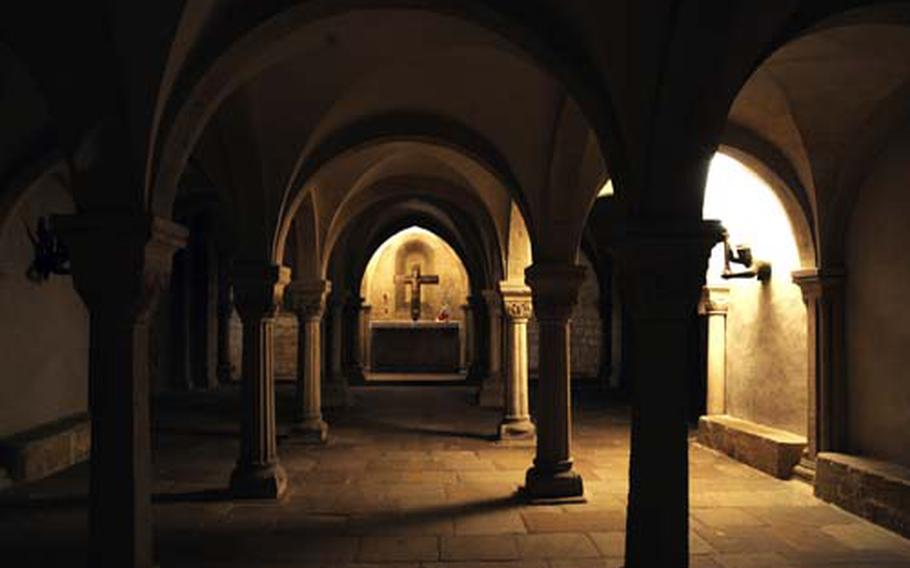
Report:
360,303,372,373
229,263,290,498
499,281,536,441
344,295,365,381
172,248,193,390
524,263,586,501
216,267,234,383
324,293,350,407
478,289,504,407
793,268,846,460
55,214,186,568
698,285,730,415
191,215,219,390
460,303,470,372
615,221,721,568
287,279,331,443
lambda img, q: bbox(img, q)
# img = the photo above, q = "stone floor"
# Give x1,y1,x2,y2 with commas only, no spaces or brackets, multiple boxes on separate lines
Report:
2,385,910,568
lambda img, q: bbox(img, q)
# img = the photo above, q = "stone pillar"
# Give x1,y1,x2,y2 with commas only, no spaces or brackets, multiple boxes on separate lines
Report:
460,303,471,372
793,268,846,460
229,263,290,499
698,285,730,415
324,293,350,407
55,214,186,568
360,303,372,372
172,248,193,390
344,295,365,381
615,222,721,568
499,281,536,441
191,215,219,390
524,263,586,501
216,266,234,383
478,289,504,407
287,279,331,443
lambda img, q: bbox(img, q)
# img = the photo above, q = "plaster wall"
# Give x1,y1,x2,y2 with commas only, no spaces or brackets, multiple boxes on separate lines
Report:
0,177,88,438
845,124,910,468
704,154,808,436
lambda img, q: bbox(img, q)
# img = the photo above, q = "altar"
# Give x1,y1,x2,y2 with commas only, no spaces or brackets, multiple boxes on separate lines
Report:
370,321,462,373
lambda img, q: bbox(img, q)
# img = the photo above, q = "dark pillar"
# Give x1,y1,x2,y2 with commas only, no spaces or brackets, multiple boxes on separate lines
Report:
615,221,721,568
56,214,186,568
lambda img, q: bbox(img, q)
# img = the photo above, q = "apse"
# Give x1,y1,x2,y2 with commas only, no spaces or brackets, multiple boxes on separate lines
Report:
360,226,471,379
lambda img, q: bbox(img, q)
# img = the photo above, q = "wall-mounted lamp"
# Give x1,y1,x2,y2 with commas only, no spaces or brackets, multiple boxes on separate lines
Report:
721,232,771,282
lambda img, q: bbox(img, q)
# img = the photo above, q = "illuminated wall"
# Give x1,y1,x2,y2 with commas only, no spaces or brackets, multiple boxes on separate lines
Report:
704,153,808,435
362,227,470,322
846,123,910,468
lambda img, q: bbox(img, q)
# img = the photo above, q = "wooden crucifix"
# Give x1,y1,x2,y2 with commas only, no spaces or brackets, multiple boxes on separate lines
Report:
394,265,440,321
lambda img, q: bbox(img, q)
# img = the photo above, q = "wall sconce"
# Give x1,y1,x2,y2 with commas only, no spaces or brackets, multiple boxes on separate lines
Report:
24,216,70,283
721,233,771,282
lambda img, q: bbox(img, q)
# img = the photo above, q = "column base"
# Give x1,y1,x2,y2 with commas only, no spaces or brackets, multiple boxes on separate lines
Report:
523,463,585,504
477,376,504,408
229,462,288,499
322,381,351,409
498,417,536,443
293,417,329,444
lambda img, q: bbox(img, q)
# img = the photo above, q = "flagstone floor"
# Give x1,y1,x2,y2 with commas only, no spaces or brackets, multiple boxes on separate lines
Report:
2,385,909,567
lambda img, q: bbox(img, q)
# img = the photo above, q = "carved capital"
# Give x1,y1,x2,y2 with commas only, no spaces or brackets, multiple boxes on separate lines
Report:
53,213,187,322
499,281,533,322
698,285,730,316
792,268,845,305
232,262,291,321
614,220,724,321
286,279,331,321
525,263,586,322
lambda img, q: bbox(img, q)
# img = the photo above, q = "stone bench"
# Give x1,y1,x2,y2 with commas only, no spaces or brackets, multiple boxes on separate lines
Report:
816,452,910,538
697,415,807,479
0,413,90,484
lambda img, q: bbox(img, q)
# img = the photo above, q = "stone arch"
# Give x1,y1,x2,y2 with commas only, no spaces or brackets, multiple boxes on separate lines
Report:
149,2,624,223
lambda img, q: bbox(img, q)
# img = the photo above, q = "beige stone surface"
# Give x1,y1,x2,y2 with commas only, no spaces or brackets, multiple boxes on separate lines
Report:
1,386,909,567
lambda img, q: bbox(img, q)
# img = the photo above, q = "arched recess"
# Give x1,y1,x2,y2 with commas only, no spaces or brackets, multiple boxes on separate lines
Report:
702,151,815,437
149,2,624,223
0,157,89,440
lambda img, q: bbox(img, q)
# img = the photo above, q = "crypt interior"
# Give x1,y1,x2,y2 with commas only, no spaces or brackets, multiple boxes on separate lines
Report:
2,3,910,568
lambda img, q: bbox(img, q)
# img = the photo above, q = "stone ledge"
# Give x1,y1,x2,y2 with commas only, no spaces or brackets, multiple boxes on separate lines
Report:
697,415,806,479
0,413,90,484
816,452,910,538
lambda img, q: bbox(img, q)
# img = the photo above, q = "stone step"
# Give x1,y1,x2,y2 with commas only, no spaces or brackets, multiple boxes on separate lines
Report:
697,414,807,479
792,456,816,484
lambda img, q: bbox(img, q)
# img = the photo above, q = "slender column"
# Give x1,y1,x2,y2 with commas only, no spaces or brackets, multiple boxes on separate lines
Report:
229,263,290,498
191,214,219,390
172,249,193,390
615,222,722,568
216,265,234,384
344,295,365,381
360,303,372,372
478,289,504,407
55,214,186,568
287,279,331,444
524,263,586,501
459,303,470,372
499,282,535,441
698,285,730,415
323,293,350,407
793,268,846,460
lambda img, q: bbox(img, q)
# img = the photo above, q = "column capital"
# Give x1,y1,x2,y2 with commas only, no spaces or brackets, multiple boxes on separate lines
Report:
232,262,291,320
525,263,586,322
792,268,845,303
499,281,533,322
698,285,731,316
614,220,723,321
286,279,331,320
53,213,187,320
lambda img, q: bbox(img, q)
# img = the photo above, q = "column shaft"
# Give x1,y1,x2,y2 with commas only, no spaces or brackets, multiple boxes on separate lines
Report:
230,263,290,498
524,263,586,501
55,214,186,568
499,282,535,440
699,286,729,415
616,222,721,568
288,279,331,443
